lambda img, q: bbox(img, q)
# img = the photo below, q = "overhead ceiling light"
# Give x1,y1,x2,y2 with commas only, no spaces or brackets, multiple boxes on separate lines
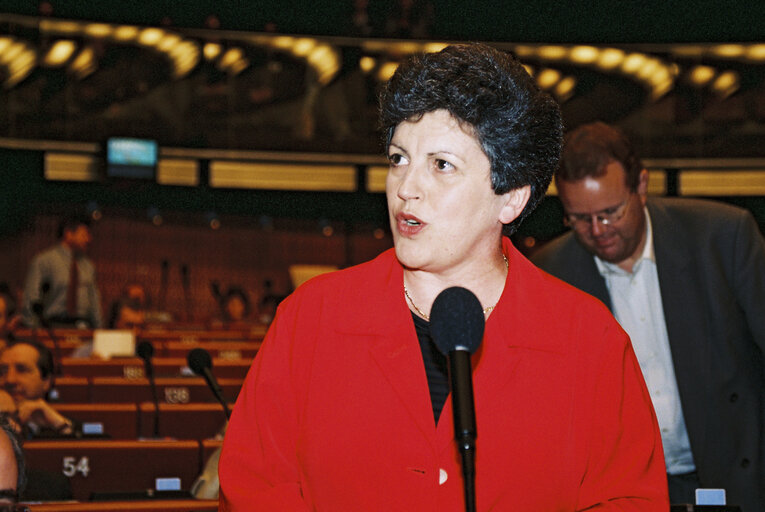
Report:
711,70,739,97
85,23,112,38
6,48,36,87
270,36,294,50
537,45,567,60
570,45,599,64
689,65,716,86
0,41,25,64
513,45,535,58
377,61,399,82
220,47,245,68
138,28,165,47
203,42,222,60
746,44,765,61
554,76,577,101
359,55,376,73
423,42,448,54
0,37,13,55
597,48,625,70
621,53,647,74
70,46,97,78
44,40,77,67
536,68,561,90
636,58,660,81
157,34,181,53
39,19,81,35
308,44,340,84
712,44,745,58
292,38,316,57
112,25,140,42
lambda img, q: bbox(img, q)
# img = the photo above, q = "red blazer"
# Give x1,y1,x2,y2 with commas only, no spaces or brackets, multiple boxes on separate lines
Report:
220,239,668,511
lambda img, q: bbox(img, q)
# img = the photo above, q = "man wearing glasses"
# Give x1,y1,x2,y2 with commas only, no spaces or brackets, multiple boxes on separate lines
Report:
533,121,765,512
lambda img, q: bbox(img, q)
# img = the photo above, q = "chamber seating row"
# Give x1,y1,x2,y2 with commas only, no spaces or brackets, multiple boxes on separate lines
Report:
36,340,262,360
26,499,218,511
55,402,229,439
52,376,243,404
16,326,267,344
57,356,252,380
24,438,223,502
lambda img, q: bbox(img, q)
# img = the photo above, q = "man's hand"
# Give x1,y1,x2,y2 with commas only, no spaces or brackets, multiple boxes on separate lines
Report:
16,398,72,434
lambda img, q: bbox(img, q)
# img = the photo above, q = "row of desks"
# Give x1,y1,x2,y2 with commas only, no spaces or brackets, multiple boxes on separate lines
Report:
25,439,223,502
41,341,262,361
26,500,218,511
52,377,244,404
56,402,228,440
16,326,267,343
57,357,253,380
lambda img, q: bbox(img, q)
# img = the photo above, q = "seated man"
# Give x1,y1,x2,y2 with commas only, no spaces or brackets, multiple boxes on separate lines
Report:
0,340,76,437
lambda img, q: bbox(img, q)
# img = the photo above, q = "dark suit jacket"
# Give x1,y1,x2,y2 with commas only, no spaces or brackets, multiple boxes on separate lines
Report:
532,197,765,512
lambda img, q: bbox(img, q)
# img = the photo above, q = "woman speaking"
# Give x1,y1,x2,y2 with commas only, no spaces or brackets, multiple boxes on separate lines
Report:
219,43,668,511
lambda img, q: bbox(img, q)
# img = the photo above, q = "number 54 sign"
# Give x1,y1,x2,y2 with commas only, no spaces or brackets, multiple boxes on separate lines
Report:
62,456,90,477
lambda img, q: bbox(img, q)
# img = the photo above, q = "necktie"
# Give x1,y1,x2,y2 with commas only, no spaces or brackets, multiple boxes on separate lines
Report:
67,257,79,317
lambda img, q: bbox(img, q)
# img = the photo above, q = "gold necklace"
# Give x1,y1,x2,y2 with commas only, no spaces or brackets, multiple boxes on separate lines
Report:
404,254,508,321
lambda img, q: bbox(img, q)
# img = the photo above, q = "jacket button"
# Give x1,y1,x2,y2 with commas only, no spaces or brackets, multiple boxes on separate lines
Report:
741,458,750,468
729,393,738,403
439,469,448,485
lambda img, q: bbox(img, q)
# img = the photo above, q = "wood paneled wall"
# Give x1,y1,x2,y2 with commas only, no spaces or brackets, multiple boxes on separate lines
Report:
0,211,393,322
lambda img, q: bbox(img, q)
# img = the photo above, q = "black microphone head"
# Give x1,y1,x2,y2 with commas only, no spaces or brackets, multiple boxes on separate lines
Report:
188,348,213,375
136,341,154,361
32,302,45,317
430,286,485,355
210,281,222,299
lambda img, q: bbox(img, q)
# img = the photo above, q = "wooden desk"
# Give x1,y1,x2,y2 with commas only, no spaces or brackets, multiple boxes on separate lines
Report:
60,358,252,380
24,440,201,501
50,377,90,403
159,341,260,360
25,499,218,511
201,439,223,464
90,377,243,404
56,403,138,439
138,403,227,439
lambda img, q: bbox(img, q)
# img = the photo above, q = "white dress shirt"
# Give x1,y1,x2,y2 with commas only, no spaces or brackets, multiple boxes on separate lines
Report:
595,208,695,475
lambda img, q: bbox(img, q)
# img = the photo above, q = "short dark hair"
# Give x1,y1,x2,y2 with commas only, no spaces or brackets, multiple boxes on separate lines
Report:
379,43,563,235
6,340,54,380
557,121,644,191
56,214,91,240
0,415,25,495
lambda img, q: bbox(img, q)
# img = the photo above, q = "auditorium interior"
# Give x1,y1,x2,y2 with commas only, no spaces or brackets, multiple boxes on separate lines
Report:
0,1,764,510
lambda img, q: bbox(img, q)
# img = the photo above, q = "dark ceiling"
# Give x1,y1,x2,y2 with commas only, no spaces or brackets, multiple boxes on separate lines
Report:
1,2,765,158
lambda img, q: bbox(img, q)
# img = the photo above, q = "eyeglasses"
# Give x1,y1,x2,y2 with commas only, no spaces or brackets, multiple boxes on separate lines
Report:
563,194,633,230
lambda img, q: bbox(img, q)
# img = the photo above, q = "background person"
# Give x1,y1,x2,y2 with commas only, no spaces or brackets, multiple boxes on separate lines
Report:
219,44,668,510
0,341,77,437
532,121,765,511
22,215,102,329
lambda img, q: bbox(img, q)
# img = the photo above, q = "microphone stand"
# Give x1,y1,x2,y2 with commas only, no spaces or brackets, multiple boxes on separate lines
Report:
137,342,161,438
146,360,160,438
33,304,63,377
449,351,477,512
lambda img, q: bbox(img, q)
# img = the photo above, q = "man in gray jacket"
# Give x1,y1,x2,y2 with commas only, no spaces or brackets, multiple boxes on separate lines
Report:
532,121,765,511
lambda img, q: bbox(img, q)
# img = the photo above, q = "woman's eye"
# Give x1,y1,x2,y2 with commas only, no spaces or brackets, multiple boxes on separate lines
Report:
388,153,407,166
435,159,454,171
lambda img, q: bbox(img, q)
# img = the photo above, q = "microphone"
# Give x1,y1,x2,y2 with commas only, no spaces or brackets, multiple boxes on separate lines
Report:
188,348,231,420
430,286,485,512
137,341,161,438
181,264,191,321
33,301,63,377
